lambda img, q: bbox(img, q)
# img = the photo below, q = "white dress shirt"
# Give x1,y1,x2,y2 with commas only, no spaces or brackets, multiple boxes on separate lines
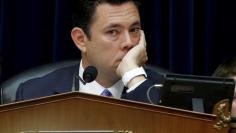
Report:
78,61,147,98
78,61,124,98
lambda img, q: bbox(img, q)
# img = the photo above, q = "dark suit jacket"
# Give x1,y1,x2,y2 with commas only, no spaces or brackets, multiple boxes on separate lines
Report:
16,63,164,104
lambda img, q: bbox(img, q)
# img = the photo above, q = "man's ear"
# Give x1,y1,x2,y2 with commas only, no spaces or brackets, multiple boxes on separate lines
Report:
71,27,88,52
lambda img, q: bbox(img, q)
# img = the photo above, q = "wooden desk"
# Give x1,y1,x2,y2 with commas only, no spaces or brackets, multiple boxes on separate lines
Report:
0,92,230,133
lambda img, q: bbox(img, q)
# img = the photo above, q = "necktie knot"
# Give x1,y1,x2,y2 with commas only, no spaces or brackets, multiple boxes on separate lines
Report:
100,89,113,97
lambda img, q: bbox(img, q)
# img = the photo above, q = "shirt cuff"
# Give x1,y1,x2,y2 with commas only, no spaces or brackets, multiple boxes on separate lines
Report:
122,67,147,87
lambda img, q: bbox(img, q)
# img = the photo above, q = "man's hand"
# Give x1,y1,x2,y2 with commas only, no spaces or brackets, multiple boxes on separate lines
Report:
116,30,148,77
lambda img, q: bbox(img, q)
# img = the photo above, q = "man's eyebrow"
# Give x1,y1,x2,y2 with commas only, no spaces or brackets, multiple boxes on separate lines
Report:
131,21,141,27
105,21,141,29
105,23,122,29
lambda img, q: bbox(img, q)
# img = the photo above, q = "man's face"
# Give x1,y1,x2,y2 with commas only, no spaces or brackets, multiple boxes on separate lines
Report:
82,2,141,79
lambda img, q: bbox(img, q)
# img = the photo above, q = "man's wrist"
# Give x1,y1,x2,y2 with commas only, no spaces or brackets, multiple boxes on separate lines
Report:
122,67,147,87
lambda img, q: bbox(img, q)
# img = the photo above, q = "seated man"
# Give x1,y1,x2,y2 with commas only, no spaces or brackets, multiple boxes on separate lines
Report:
16,0,164,104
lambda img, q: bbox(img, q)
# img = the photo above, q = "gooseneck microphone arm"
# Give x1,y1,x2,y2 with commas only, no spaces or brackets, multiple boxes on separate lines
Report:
77,75,86,85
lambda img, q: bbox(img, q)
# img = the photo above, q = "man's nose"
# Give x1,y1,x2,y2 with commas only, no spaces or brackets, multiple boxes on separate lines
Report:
120,32,135,50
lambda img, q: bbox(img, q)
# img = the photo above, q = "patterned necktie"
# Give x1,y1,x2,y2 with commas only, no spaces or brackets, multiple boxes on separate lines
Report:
100,89,113,97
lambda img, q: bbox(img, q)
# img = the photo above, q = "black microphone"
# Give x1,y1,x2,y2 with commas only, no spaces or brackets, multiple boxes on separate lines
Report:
83,66,98,83
77,66,98,85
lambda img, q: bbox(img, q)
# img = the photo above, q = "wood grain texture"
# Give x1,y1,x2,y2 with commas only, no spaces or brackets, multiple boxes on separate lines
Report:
0,92,228,133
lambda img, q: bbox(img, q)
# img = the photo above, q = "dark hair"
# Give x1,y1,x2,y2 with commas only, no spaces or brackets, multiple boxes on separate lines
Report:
72,0,140,39
213,57,236,77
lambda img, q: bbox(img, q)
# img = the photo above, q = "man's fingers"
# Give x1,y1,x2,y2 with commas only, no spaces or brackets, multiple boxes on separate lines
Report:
139,30,146,47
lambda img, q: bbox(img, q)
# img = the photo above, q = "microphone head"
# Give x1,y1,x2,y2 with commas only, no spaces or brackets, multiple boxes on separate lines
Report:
83,66,98,83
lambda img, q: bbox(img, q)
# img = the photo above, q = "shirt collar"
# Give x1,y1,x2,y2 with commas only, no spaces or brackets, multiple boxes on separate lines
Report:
79,60,124,98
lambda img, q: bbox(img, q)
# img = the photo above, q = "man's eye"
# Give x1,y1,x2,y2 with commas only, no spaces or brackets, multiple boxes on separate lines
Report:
130,27,140,33
107,30,118,36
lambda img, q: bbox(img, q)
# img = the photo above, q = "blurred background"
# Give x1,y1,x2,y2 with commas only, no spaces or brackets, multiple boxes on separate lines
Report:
1,0,236,83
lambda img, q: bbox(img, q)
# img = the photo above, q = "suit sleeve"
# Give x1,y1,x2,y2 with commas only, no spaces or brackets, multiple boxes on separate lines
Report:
121,79,161,104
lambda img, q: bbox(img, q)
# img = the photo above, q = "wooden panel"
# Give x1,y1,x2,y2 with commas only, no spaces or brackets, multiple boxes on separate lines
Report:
0,92,227,133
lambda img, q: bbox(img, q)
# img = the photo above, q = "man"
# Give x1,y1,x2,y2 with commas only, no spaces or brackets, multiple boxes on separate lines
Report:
16,0,163,104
